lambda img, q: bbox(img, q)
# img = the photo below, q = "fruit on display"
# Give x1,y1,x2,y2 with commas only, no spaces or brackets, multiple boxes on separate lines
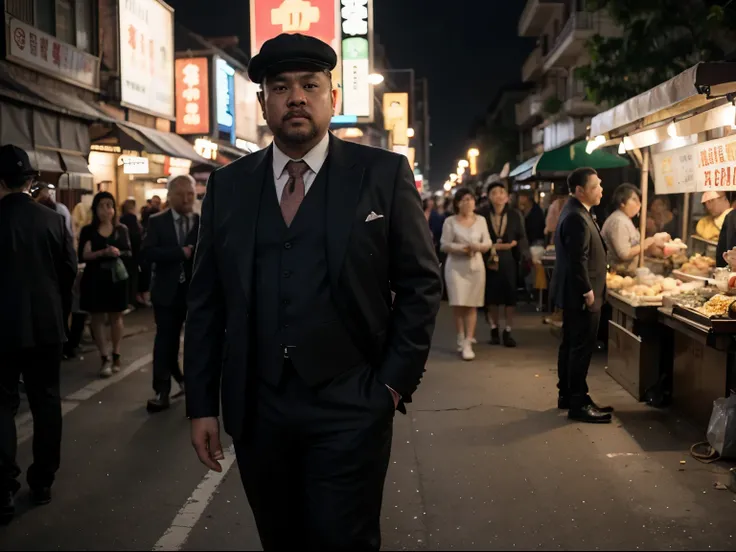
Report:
662,238,687,257
679,254,716,277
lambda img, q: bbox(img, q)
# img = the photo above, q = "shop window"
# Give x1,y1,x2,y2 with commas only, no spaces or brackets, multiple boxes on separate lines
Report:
35,0,55,35
74,0,94,53
55,0,75,45
7,0,34,25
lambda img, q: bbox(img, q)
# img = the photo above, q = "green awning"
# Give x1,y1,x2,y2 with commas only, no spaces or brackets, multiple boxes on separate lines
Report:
510,141,630,181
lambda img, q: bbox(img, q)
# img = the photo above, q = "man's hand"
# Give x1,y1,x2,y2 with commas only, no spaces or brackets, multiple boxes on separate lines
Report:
182,245,193,259
106,246,121,257
583,290,595,308
191,417,225,472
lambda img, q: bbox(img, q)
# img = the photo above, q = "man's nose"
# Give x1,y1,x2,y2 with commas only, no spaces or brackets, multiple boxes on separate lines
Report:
286,88,307,106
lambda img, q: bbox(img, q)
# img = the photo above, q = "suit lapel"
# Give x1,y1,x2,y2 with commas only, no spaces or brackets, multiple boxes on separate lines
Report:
326,135,365,288
233,146,271,307
162,210,178,244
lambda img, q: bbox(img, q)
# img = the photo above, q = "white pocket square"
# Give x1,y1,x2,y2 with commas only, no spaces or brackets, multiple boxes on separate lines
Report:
365,211,384,222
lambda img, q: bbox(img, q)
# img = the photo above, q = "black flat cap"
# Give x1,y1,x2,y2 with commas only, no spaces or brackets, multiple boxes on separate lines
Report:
0,145,39,179
248,33,337,84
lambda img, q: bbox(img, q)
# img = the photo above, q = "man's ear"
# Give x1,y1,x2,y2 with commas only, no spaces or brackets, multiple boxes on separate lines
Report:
257,91,266,118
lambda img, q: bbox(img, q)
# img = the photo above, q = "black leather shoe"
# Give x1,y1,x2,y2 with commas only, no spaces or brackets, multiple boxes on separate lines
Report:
502,330,517,348
0,491,15,523
568,404,612,424
147,394,170,413
558,396,614,413
31,487,51,506
490,327,500,345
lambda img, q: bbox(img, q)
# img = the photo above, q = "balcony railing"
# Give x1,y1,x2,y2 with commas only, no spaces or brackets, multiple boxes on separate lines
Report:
544,11,621,68
521,47,543,82
515,94,543,127
519,0,564,37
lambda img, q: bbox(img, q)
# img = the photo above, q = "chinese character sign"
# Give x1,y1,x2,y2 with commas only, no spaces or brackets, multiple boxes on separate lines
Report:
7,18,100,90
340,0,371,118
175,57,210,135
119,0,175,118
654,135,736,195
250,0,339,57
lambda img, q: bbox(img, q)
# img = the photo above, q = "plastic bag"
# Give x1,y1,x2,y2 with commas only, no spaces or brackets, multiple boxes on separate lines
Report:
706,395,736,458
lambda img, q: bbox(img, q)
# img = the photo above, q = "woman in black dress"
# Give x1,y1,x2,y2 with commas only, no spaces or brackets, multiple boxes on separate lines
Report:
481,182,528,348
78,192,131,378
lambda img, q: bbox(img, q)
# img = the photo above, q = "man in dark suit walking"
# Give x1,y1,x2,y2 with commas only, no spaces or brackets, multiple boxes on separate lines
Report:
553,167,613,424
184,34,442,550
142,175,199,412
0,145,77,521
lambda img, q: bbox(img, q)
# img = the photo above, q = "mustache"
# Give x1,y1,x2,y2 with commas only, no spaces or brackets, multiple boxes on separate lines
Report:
283,110,311,121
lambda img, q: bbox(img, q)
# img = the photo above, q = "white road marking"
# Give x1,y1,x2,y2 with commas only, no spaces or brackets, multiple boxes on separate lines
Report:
153,445,238,551
606,452,641,458
15,353,153,444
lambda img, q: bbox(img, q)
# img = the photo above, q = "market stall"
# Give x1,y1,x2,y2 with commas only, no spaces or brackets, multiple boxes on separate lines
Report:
587,61,736,425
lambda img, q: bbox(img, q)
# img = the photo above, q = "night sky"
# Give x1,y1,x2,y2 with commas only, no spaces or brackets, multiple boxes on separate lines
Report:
169,0,532,185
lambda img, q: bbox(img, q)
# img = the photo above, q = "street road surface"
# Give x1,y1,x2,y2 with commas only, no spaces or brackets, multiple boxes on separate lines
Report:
2,306,734,550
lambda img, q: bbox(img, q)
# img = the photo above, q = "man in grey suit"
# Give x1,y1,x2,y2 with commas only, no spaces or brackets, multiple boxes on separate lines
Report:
184,34,442,550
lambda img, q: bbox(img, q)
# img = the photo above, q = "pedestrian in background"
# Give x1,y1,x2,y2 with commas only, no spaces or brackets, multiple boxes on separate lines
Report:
552,168,613,424
478,182,527,348
0,145,77,521
441,187,492,360
142,175,199,413
32,183,72,235
78,192,131,378
120,198,143,308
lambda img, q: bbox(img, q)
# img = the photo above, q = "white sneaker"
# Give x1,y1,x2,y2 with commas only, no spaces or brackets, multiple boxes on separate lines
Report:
100,365,113,378
457,334,465,352
461,340,476,361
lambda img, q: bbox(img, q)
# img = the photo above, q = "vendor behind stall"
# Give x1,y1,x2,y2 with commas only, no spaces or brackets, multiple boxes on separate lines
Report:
600,184,661,274
696,191,732,242
715,205,736,267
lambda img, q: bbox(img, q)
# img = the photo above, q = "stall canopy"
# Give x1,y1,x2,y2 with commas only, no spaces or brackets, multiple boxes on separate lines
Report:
510,140,630,181
590,62,736,139
114,121,209,164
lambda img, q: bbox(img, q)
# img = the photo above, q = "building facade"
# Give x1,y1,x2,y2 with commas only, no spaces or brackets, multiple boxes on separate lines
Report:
515,0,622,159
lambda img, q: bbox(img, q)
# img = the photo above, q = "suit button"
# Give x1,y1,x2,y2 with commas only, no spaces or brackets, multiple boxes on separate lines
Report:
284,242,292,249
283,270,292,278
282,299,290,306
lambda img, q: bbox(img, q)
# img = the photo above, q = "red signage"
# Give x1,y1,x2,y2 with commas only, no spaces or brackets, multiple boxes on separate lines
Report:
250,0,339,57
175,58,210,135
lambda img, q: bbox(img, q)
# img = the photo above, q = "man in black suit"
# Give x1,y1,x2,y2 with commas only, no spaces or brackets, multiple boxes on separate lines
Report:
553,167,613,424
0,145,77,520
184,34,442,550
142,175,199,412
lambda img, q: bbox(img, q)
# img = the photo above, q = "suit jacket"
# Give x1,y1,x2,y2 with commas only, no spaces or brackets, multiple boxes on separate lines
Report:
0,192,77,351
552,197,607,312
184,134,443,439
141,209,200,307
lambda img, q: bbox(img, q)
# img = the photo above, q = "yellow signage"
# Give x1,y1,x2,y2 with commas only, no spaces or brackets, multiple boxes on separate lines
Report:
383,92,409,146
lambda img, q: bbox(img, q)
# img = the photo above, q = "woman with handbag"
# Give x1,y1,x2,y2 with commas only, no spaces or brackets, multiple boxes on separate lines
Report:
480,182,527,348
440,188,492,361
78,192,131,378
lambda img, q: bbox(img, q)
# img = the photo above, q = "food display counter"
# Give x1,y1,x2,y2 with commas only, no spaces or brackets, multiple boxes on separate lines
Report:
606,291,664,401
657,304,736,426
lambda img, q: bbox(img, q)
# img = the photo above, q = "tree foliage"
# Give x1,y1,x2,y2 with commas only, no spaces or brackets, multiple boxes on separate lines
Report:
576,0,736,106
474,122,519,175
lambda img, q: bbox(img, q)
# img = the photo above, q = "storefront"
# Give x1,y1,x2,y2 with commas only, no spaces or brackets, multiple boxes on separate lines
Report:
173,52,261,181
86,0,208,207
0,17,105,209
585,62,736,427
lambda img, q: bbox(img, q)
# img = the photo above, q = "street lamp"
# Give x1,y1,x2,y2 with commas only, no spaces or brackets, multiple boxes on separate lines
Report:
407,127,415,138
458,160,469,169
457,166,466,176
368,73,385,85
449,173,458,182
467,148,480,176
443,181,452,192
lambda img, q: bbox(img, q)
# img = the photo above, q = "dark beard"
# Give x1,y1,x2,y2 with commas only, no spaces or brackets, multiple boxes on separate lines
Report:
274,121,319,146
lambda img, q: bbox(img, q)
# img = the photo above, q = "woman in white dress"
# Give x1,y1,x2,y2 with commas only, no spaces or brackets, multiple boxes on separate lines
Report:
440,188,492,360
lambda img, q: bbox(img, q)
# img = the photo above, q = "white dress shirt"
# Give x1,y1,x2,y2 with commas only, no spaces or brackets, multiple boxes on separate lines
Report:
272,132,330,201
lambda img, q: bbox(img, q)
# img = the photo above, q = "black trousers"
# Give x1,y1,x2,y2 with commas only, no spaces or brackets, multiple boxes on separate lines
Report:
152,290,186,396
0,344,63,493
236,362,394,551
557,308,601,408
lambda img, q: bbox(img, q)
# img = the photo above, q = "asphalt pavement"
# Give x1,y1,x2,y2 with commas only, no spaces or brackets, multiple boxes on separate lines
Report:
2,303,735,551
